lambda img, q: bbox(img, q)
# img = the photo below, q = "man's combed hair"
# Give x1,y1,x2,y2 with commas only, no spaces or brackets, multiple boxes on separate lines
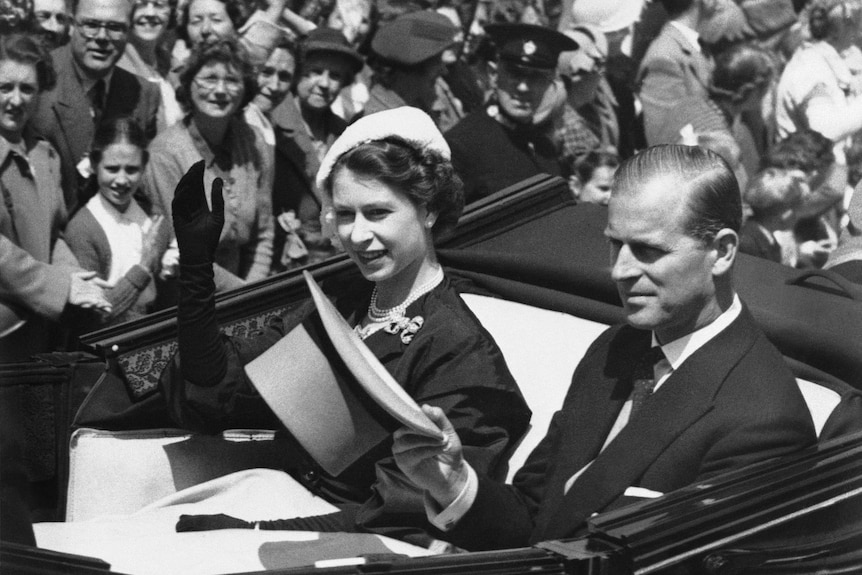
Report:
613,144,743,241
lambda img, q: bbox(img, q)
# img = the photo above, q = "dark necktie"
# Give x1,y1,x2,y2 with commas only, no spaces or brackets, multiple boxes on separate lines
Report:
88,79,106,126
630,346,666,417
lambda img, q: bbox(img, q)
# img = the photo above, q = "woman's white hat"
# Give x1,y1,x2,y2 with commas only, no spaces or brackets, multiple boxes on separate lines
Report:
315,106,450,192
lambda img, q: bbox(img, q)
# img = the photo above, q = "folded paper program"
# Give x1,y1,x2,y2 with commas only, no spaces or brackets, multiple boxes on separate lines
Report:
244,272,443,476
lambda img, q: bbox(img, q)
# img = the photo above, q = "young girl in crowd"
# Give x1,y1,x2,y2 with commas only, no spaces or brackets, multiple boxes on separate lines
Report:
66,117,165,328
569,148,619,205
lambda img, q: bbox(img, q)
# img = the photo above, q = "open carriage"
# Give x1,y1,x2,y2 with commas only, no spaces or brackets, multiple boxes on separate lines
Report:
4,174,862,574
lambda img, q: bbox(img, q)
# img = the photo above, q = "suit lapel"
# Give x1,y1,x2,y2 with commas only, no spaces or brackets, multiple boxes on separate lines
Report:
535,310,760,541
531,329,650,536
51,48,93,170
665,23,711,90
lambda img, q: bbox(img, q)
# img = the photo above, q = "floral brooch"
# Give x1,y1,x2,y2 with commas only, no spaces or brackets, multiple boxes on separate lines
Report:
384,316,425,344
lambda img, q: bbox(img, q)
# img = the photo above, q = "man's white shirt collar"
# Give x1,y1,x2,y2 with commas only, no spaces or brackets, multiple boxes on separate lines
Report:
651,293,743,392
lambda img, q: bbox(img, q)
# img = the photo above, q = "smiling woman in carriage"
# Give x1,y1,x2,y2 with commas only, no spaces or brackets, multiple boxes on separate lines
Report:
161,106,531,546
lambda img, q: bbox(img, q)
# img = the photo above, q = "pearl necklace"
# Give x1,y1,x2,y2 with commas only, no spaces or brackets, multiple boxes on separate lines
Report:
367,266,444,322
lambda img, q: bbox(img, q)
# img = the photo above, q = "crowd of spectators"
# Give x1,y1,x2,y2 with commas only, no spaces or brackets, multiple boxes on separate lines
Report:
3,0,862,361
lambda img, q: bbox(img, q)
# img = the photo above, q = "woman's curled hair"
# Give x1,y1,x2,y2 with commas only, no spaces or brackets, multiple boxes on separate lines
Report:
175,37,257,114
0,32,56,92
327,137,465,239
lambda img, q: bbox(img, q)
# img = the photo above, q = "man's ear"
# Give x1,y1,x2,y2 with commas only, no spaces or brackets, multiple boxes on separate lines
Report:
712,228,738,276
488,60,498,89
569,175,583,200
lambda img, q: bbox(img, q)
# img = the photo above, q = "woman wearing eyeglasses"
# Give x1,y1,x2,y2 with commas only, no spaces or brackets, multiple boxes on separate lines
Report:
142,38,274,293
117,0,184,131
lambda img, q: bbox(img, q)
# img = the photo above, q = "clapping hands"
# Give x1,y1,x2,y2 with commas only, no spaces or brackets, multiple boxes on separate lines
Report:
68,270,112,315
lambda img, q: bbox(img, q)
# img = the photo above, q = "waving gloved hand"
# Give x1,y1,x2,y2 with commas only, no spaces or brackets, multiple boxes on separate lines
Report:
172,160,225,266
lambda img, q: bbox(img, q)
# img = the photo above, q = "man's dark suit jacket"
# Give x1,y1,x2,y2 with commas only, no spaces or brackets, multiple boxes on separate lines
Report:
445,110,561,205
30,45,161,214
444,305,817,551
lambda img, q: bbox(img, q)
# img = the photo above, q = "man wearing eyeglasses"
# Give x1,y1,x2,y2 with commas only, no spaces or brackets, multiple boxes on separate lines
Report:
444,23,578,204
30,0,162,214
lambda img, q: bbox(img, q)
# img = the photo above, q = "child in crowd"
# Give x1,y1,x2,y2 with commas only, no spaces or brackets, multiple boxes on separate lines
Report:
569,148,619,205
66,117,165,328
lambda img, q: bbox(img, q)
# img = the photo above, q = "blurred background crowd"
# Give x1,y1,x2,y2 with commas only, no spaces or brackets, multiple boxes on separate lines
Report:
4,0,862,364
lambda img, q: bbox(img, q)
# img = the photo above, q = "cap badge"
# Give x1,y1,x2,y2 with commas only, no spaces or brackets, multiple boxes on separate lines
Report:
523,40,536,56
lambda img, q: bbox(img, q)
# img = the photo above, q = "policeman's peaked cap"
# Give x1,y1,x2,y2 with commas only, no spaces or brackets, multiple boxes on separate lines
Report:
486,23,580,70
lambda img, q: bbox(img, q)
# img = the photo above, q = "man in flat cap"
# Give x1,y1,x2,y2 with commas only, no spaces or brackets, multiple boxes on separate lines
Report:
364,10,458,119
445,23,579,203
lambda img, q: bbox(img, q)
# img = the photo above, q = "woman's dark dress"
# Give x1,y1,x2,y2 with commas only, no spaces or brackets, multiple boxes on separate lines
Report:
161,275,531,545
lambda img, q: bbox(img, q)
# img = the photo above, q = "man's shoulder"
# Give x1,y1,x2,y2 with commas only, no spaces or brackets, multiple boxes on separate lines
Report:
577,323,648,370
446,110,496,137
111,66,160,100
445,111,504,152
642,23,690,59
34,48,76,110
48,45,75,74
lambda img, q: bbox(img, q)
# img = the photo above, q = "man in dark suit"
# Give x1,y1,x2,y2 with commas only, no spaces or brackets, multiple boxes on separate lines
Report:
637,0,715,147
445,24,578,204
30,0,161,214
393,144,817,550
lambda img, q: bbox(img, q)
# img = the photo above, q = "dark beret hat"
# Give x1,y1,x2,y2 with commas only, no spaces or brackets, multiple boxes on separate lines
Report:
486,23,580,70
302,27,364,75
371,10,457,65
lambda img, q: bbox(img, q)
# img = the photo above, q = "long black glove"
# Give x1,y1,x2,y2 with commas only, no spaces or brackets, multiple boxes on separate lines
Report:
176,512,347,532
172,160,224,266
172,161,228,387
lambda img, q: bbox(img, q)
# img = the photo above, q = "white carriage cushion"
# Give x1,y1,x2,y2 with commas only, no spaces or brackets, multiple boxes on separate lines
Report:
65,428,283,521
460,294,609,482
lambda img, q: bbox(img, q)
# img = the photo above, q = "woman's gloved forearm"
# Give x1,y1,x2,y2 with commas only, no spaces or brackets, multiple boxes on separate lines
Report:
176,511,349,533
172,161,228,387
